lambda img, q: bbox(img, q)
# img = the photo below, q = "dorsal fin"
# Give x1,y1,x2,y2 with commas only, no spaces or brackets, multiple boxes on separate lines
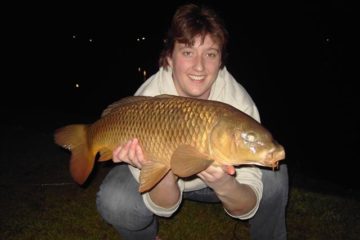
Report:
101,95,177,117
101,96,151,117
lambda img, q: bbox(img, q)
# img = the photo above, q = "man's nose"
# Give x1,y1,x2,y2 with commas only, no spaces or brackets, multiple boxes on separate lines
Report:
193,55,205,71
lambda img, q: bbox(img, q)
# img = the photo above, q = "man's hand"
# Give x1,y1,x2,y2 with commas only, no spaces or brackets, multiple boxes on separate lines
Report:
112,138,146,169
197,164,235,192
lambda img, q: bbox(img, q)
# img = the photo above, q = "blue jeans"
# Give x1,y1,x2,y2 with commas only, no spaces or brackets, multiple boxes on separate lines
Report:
96,164,288,240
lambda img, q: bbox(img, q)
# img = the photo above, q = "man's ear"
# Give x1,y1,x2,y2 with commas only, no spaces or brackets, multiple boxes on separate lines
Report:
167,56,173,68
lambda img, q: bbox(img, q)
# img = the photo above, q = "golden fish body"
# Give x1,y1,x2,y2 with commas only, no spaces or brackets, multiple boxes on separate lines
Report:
54,94,285,192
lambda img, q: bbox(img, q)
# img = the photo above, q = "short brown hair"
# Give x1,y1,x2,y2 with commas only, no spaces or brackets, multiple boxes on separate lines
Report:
159,3,229,69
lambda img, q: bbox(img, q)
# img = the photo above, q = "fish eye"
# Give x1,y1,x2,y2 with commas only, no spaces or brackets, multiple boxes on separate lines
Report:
241,132,257,143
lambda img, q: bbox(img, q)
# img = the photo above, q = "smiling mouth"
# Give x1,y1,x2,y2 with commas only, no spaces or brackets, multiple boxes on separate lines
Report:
189,75,206,81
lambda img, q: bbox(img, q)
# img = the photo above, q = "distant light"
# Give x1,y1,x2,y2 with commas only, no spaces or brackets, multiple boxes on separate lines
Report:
72,35,76,39
75,83,80,88
89,38,93,43
143,70,147,81
137,36,146,42
138,67,141,72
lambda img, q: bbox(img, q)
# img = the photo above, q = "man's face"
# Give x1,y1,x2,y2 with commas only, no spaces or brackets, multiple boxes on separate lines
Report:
167,34,222,99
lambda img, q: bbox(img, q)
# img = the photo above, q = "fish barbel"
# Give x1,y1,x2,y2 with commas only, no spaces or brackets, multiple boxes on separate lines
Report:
54,94,285,192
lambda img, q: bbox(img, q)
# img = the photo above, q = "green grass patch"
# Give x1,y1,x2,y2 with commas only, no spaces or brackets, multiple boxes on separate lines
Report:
1,170,359,240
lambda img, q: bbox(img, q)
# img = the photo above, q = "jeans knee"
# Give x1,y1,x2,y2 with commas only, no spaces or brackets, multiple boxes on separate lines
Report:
96,187,154,231
96,189,121,224
262,165,289,202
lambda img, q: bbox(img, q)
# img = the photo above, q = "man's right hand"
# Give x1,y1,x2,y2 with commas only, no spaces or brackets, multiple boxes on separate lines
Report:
112,138,146,169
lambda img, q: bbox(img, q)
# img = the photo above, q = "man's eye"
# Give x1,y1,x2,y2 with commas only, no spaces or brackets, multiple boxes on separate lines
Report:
183,51,192,56
207,52,218,58
206,52,219,58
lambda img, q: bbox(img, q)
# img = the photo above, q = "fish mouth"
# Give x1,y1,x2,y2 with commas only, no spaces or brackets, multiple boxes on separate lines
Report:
264,146,286,169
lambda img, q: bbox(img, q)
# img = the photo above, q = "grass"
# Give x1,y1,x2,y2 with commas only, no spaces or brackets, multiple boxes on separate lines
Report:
1,176,359,240
1,114,360,240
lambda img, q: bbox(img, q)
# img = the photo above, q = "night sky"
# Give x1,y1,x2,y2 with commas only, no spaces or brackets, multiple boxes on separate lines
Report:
3,1,358,189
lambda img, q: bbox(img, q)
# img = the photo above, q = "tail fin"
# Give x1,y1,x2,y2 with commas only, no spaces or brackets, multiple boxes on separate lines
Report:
54,124,95,185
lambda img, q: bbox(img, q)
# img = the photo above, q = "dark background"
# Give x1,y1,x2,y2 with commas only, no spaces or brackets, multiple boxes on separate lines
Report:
3,1,358,189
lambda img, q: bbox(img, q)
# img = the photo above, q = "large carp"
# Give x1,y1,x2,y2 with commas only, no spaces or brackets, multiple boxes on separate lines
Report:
54,94,285,192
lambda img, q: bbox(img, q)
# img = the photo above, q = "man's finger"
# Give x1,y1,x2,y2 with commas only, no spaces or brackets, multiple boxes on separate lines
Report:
222,165,235,175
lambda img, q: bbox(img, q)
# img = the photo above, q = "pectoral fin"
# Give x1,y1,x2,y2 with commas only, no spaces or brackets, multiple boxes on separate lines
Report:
139,161,170,193
171,145,214,177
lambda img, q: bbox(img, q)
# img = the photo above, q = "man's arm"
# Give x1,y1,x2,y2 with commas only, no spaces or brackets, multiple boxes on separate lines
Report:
197,165,257,216
148,171,180,208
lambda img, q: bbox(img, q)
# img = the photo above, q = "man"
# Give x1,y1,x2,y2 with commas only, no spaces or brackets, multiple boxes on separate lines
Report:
97,3,288,240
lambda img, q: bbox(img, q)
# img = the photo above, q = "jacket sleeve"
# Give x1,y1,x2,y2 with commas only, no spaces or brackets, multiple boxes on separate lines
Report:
142,180,185,217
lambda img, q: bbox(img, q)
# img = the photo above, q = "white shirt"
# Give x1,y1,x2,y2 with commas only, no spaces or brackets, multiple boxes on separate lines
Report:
130,67,263,220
